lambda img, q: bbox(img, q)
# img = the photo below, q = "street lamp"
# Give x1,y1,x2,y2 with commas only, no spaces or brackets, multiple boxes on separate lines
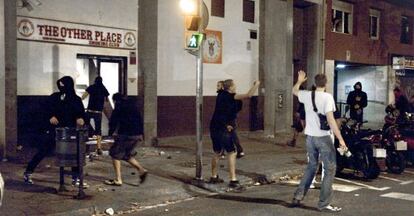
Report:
180,0,197,15
180,0,206,181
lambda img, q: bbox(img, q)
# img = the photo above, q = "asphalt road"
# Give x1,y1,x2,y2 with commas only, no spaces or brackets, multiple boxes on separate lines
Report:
136,168,414,216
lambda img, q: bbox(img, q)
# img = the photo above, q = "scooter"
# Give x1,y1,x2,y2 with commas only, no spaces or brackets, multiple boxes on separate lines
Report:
335,118,381,179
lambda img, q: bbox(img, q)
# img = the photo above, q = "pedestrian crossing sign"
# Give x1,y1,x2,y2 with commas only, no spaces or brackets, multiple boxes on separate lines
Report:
185,32,204,50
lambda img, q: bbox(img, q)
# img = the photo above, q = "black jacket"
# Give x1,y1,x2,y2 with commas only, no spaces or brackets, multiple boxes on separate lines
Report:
46,76,85,129
108,99,143,136
210,91,238,130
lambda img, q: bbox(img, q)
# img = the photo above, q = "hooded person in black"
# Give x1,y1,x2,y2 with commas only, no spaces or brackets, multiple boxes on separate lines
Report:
82,76,110,155
104,93,147,186
24,76,85,185
346,82,367,123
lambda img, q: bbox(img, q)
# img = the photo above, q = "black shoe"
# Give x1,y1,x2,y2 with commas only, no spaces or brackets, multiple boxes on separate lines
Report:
96,149,103,156
23,172,34,185
228,180,245,192
236,152,245,159
287,139,296,147
208,175,224,184
289,198,302,208
140,171,148,184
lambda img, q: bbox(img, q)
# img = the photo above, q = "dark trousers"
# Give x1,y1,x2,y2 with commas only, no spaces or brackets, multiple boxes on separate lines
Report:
85,111,102,136
26,132,54,173
26,132,79,179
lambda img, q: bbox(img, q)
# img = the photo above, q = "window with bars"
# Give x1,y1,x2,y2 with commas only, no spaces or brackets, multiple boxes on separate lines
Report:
331,0,353,34
243,0,255,23
211,0,225,18
401,16,412,44
369,9,380,40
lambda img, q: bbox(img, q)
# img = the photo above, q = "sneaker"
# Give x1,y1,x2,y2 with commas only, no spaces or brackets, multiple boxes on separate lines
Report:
72,179,89,189
208,176,224,184
289,198,302,208
287,139,296,147
96,149,103,156
23,172,34,185
236,152,245,159
228,180,245,192
140,171,148,184
319,205,342,212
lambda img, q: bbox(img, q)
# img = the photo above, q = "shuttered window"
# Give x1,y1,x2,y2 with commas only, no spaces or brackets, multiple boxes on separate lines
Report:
211,0,225,18
243,0,255,23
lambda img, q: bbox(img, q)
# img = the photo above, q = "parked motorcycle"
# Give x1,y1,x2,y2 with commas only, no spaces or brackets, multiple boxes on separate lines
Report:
335,118,381,179
381,105,407,174
397,112,414,166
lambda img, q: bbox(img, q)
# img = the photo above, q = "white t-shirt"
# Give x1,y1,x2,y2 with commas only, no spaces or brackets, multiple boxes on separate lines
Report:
298,90,336,137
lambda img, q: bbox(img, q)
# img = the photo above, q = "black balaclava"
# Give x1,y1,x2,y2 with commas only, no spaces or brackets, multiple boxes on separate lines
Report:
57,76,76,95
354,82,362,92
95,76,103,86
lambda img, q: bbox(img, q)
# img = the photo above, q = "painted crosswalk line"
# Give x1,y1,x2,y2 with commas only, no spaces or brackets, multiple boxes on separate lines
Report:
281,179,362,192
404,170,414,175
381,192,414,202
335,177,390,191
379,175,414,185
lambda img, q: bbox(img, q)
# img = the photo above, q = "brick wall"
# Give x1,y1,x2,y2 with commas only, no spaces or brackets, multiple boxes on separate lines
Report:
325,0,414,65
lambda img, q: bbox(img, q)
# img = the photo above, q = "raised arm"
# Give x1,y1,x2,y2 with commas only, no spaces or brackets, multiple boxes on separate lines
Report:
234,81,261,100
292,70,307,97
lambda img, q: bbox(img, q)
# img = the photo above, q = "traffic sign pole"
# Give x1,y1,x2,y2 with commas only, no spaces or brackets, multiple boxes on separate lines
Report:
195,0,203,180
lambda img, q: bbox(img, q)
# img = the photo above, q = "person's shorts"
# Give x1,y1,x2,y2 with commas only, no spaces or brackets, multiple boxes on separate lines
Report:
210,128,236,154
109,135,139,161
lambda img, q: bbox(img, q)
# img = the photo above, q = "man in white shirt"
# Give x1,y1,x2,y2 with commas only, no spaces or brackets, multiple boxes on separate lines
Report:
290,71,348,212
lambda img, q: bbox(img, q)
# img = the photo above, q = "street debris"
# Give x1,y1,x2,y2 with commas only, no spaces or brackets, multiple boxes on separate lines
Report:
167,155,172,159
159,151,166,156
279,174,291,182
97,186,108,192
105,208,114,215
17,145,23,151
165,209,169,212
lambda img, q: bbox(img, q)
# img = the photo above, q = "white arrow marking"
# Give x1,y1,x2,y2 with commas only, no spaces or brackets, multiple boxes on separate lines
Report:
381,192,414,202
379,175,414,185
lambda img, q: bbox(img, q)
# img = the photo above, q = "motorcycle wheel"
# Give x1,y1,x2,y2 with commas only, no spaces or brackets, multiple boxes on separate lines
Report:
354,152,379,179
335,155,345,176
386,151,406,174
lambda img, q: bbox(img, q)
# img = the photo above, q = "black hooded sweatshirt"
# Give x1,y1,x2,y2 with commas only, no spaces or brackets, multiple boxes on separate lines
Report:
346,82,367,121
46,76,85,129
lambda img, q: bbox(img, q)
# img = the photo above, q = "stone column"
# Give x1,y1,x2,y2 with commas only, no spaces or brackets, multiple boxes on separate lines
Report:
0,0,6,160
261,0,294,136
138,0,158,146
0,0,17,160
306,2,325,84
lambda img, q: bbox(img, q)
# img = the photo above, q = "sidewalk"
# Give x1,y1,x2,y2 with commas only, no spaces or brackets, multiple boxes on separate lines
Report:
0,131,307,216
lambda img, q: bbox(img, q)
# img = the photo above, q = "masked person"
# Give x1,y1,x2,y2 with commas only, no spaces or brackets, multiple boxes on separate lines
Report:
104,93,147,186
82,76,110,155
24,76,86,187
346,82,367,124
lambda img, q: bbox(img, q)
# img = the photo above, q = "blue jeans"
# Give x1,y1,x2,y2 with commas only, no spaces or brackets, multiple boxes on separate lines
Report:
294,135,336,209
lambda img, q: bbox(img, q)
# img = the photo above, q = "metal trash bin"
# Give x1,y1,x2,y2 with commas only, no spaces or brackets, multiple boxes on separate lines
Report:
55,127,89,199
55,127,87,167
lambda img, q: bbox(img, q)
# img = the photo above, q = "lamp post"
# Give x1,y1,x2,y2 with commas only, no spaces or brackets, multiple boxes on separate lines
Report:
180,0,205,181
